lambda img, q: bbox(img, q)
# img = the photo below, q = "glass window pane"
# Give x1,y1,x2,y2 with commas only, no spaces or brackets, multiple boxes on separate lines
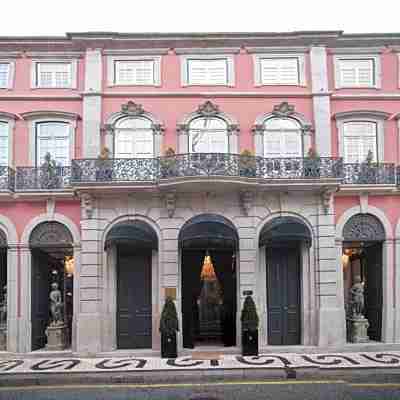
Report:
0,63,10,88
343,121,377,163
188,59,228,85
37,63,72,87
189,117,228,153
115,60,155,85
261,58,299,85
36,122,70,165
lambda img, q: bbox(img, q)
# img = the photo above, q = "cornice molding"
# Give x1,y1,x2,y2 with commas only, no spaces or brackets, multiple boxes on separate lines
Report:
0,111,19,120
103,48,169,56
174,47,240,55
333,110,391,120
20,110,81,121
328,47,384,54
25,51,84,59
246,46,309,53
0,51,22,58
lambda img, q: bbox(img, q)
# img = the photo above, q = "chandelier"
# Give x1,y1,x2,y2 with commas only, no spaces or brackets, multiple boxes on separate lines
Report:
200,251,217,281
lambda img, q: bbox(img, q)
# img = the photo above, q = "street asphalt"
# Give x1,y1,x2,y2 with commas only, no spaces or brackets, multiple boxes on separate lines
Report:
2,379,400,400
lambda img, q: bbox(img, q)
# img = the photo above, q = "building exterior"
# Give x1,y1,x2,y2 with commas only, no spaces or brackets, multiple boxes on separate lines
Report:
0,31,400,355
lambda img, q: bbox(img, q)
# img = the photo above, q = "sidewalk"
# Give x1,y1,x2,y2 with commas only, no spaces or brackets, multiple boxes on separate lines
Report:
1,350,400,386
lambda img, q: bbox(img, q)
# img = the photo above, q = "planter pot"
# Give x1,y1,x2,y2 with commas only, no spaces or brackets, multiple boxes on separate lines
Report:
161,333,177,358
241,329,258,356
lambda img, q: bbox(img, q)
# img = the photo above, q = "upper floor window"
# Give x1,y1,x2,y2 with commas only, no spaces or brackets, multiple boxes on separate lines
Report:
334,56,380,89
0,62,15,89
108,56,161,86
181,55,235,86
0,122,9,166
188,117,229,153
263,117,302,158
114,117,154,158
343,121,377,163
31,59,78,89
36,122,70,166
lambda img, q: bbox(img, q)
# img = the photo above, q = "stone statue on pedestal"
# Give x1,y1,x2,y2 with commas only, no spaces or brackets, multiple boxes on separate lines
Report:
49,282,63,326
0,286,7,350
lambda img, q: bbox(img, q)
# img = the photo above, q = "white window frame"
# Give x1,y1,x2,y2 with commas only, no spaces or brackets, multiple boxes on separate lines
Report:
334,54,381,89
31,59,78,89
253,53,306,87
335,112,387,163
0,60,15,89
107,55,161,87
181,54,235,87
0,113,16,167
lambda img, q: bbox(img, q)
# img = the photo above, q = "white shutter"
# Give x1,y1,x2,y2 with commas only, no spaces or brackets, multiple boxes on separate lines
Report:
0,63,10,88
283,131,302,157
261,58,299,85
37,123,70,166
115,131,133,158
343,122,377,163
188,59,227,85
0,123,8,166
37,63,72,88
133,130,153,157
339,59,374,87
264,131,281,157
115,60,155,85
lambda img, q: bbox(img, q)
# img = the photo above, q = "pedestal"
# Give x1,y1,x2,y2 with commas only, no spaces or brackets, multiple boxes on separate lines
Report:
0,324,6,350
45,324,68,350
348,317,370,343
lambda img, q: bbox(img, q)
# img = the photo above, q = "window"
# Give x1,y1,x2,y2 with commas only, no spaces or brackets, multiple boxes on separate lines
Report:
0,122,9,166
114,117,154,158
263,118,302,158
334,56,380,88
107,56,161,87
31,60,77,89
36,122,70,166
188,117,229,153
343,121,377,163
0,63,10,88
181,55,234,86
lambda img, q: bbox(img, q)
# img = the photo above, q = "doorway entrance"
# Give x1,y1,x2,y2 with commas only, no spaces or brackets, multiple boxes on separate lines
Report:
29,222,74,351
179,214,238,349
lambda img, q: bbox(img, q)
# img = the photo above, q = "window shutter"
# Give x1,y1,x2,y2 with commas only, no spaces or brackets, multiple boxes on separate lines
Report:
339,59,374,87
0,63,10,88
115,60,155,85
37,122,70,166
264,131,282,157
283,131,302,157
261,58,299,85
188,59,227,85
343,121,377,162
133,130,154,157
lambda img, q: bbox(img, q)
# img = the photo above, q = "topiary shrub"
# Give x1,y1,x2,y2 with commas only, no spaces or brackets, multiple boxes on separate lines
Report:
160,296,179,358
240,295,259,331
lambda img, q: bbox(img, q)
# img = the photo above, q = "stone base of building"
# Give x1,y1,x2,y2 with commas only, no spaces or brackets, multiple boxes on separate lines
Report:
348,317,370,343
0,324,6,350
45,324,68,351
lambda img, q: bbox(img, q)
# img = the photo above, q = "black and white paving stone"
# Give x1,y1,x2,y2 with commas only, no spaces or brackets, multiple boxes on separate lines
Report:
0,352,400,374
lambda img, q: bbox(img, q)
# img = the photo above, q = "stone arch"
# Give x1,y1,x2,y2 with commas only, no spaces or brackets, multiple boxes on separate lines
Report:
29,221,73,248
0,214,18,245
343,213,385,242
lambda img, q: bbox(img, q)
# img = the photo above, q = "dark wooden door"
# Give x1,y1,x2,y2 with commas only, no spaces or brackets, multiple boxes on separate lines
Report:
363,243,383,341
31,250,51,351
117,248,152,349
267,247,301,345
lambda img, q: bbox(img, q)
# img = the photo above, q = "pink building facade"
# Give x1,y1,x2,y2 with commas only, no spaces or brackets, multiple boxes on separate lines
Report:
0,31,399,354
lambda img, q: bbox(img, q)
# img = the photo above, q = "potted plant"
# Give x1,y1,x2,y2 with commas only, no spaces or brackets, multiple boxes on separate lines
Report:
159,296,179,358
239,149,257,177
40,152,61,189
240,293,259,356
359,150,376,184
95,146,113,181
160,147,177,178
304,147,321,178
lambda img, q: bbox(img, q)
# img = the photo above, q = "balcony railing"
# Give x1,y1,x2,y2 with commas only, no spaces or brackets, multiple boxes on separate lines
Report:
16,166,71,191
342,163,396,185
71,154,343,184
0,166,15,192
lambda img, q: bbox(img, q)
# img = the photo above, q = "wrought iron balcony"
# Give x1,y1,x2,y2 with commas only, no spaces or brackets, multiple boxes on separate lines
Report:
0,166,15,192
71,154,343,184
16,166,71,191
342,163,396,185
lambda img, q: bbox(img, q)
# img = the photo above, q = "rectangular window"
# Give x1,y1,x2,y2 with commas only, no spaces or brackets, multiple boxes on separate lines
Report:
260,58,300,85
0,123,9,166
114,60,155,85
36,62,72,88
337,58,376,88
187,59,228,85
0,63,10,88
343,121,377,163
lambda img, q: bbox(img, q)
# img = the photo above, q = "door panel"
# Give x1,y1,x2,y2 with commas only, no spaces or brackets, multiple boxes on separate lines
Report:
117,249,152,349
267,247,301,345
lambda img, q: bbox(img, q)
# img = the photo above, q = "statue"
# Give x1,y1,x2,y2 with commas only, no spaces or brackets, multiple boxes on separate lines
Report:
349,275,364,318
49,282,64,325
0,286,6,326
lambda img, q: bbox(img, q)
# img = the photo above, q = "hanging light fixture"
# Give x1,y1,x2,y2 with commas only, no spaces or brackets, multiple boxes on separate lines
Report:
200,250,217,281
64,255,75,276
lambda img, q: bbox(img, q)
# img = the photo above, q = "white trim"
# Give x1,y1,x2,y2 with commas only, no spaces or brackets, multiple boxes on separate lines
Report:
25,51,84,58
253,53,306,87
103,48,169,56
0,60,15,89
180,54,235,87
329,47,384,54
246,46,309,54
30,59,78,89
0,113,16,167
175,47,240,55
107,55,161,87
334,54,381,89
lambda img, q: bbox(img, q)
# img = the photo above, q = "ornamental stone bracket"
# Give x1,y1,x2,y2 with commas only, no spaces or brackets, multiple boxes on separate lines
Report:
239,190,255,216
80,193,95,219
320,187,336,215
165,192,177,218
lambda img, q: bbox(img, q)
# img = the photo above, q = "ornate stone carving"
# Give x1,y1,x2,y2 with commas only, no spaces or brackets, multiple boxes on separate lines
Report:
197,101,220,117
165,192,177,218
251,123,264,135
29,222,73,248
151,123,165,135
321,188,335,215
240,191,254,216
177,123,189,135
81,193,94,219
272,102,295,117
121,101,145,116
343,213,385,242
0,230,7,248
49,282,64,326
227,124,240,135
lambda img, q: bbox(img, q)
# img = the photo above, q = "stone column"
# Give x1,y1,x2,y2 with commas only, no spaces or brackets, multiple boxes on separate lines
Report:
18,245,31,352
394,238,400,342
83,49,102,158
310,46,332,157
6,244,18,352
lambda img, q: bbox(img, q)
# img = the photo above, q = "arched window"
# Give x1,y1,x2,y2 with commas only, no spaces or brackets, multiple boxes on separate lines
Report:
343,121,377,163
188,116,229,153
36,121,70,166
114,116,154,158
263,117,302,158
0,122,9,166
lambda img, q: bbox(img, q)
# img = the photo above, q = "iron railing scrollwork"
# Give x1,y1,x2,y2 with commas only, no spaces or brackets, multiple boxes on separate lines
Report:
16,166,71,191
0,166,15,191
342,163,395,185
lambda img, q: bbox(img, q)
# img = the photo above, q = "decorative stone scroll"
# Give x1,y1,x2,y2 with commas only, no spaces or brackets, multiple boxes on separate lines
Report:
29,221,73,248
165,192,177,218
239,191,254,216
343,213,385,242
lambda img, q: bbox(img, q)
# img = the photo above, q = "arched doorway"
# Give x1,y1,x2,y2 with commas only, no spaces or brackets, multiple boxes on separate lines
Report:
29,221,74,351
105,220,157,349
179,214,238,349
260,216,311,345
342,213,384,341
